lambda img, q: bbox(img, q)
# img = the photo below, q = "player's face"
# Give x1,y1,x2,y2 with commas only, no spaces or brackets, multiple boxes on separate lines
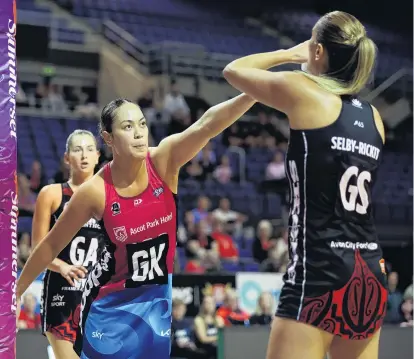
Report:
111,103,149,160
66,134,99,175
203,296,216,314
172,304,186,319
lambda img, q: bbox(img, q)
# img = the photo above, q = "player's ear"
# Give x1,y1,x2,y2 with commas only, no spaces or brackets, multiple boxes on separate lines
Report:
101,131,112,147
63,152,70,167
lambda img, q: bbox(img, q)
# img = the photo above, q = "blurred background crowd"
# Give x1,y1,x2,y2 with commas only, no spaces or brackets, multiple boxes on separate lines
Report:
14,0,412,358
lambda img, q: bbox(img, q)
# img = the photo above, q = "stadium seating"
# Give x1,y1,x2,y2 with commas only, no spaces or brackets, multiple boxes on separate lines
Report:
18,0,412,77
17,116,413,230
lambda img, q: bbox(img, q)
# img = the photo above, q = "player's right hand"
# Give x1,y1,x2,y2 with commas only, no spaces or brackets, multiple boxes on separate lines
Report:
59,263,88,287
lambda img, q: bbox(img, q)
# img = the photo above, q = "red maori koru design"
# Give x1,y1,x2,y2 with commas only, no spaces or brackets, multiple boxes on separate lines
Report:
47,308,79,343
299,250,388,339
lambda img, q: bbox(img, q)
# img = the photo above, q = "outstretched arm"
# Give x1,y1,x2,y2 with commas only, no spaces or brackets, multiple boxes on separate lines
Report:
17,179,101,298
156,93,255,172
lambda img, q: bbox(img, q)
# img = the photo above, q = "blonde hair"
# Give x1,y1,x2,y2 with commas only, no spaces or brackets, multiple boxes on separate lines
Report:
66,129,98,152
257,220,272,237
301,11,377,95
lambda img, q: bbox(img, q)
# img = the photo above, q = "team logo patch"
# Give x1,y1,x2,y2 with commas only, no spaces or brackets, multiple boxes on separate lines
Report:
153,187,164,198
113,226,128,242
111,202,121,216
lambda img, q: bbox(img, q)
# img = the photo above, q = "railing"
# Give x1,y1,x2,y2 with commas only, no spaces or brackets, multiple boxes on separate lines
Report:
364,68,413,102
102,20,237,79
15,9,51,27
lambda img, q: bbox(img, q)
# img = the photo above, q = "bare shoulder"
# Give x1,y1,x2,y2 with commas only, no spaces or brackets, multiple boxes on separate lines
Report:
148,146,172,179
370,105,385,144
38,183,61,197
274,71,325,109
36,183,62,212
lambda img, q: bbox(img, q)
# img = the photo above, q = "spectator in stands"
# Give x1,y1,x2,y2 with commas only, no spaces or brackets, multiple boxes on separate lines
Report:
196,142,216,164
17,293,41,330
401,279,414,326
46,84,67,112
404,278,413,301
210,220,239,262
222,123,244,147
196,142,216,179
28,160,47,193
384,271,404,324
216,289,250,326
64,86,81,111
164,80,191,134
17,232,32,270
212,198,246,237
213,155,233,184
257,111,277,137
171,299,203,359
266,152,286,181
262,151,287,193
137,88,157,125
264,135,278,151
260,229,289,273
52,158,70,184
183,159,205,181
17,173,37,216
249,291,274,325
252,220,277,264
186,196,211,233
194,295,224,359
185,220,220,274
34,82,47,109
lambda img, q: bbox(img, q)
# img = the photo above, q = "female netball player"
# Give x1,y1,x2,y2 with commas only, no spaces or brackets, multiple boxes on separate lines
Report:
223,11,386,359
17,93,255,359
32,130,104,359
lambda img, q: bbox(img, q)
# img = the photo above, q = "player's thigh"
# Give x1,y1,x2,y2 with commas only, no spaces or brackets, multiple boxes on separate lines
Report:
46,332,79,359
266,317,333,359
328,330,381,359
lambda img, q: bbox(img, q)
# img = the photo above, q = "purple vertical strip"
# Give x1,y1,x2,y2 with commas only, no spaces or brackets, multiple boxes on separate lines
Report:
0,1,18,358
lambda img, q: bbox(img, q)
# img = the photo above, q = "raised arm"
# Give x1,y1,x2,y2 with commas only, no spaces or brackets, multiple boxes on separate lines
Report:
222,42,309,113
155,93,255,173
17,178,103,298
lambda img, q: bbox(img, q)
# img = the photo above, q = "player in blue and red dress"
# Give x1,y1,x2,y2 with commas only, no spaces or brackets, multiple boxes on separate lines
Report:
17,94,256,358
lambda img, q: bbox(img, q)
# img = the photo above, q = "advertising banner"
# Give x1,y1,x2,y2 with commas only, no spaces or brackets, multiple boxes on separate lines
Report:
172,274,235,317
0,1,18,358
236,272,284,314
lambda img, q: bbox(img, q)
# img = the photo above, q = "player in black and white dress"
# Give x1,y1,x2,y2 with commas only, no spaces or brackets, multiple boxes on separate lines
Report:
32,130,105,359
224,10,387,359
